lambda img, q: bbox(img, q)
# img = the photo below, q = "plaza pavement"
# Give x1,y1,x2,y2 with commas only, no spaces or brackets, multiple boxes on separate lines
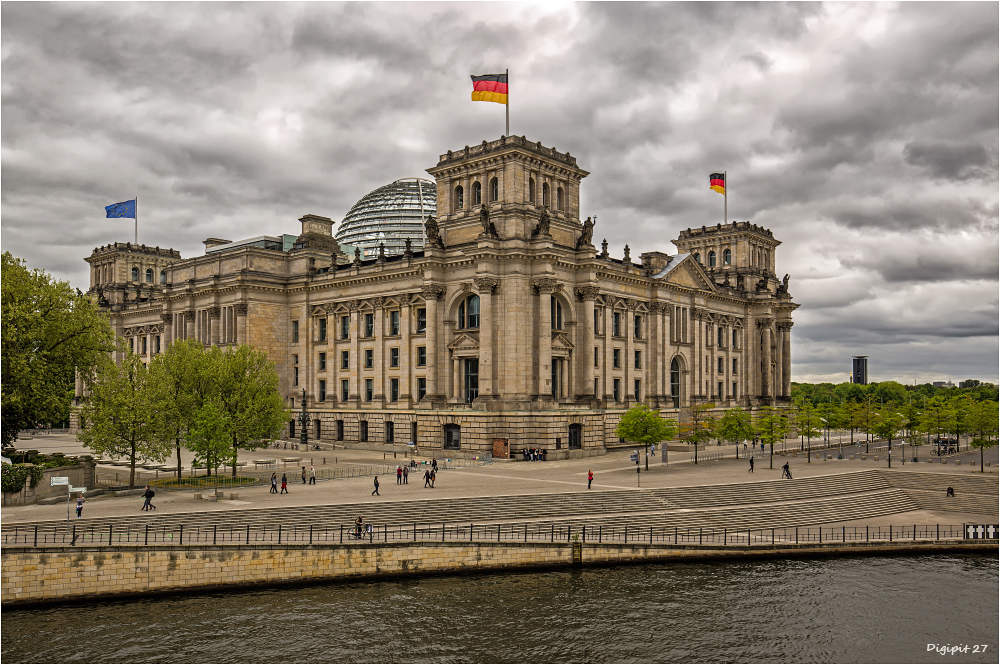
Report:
3,433,996,528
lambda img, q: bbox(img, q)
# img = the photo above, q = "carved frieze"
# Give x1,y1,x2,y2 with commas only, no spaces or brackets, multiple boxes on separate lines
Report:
208,306,221,319
184,311,197,322
531,277,559,294
233,303,248,317
756,317,774,328
422,286,445,301
473,276,500,294
161,312,173,324
373,297,386,309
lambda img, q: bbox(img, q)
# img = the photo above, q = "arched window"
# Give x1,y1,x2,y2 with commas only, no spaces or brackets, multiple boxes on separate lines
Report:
550,296,563,330
159,270,167,285
670,358,681,408
557,187,564,210
145,268,153,283
454,185,464,211
473,181,482,206
529,178,535,203
542,182,550,207
131,267,139,281
490,177,499,202
693,252,701,264
457,294,480,329
723,249,732,265
708,251,717,267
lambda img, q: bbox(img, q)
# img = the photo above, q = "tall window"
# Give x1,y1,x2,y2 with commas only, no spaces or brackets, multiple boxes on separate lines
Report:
141,337,147,355
454,185,464,211
542,182,550,206
718,381,724,399
336,419,344,441
634,380,642,402
159,270,167,285
594,347,599,368
529,177,536,203
416,308,427,333
708,251,717,267
293,367,299,387
634,350,642,370
131,267,139,281
444,424,461,450
717,357,724,374
717,326,724,347
634,315,642,339
458,294,480,329
390,378,399,403
612,312,621,337
464,358,479,403
364,313,374,337
387,420,395,442
318,380,326,401
723,249,732,265
732,328,738,349
341,315,350,340
389,347,399,368
732,358,738,374
145,268,153,283
556,186,564,210
292,320,299,343
389,310,400,336
417,346,427,366
417,377,427,400
341,350,349,370
670,358,681,408
318,318,327,341
550,296,563,330
568,424,582,450
360,420,369,442
613,379,621,402
594,308,600,334
490,177,499,202
319,352,326,371
341,380,349,402
365,378,374,402
364,349,373,368
613,349,621,369
473,181,482,206
732,382,738,398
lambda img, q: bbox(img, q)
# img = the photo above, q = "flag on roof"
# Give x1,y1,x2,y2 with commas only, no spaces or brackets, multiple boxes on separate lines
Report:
709,173,726,196
471,73,508,105
105,199,136,218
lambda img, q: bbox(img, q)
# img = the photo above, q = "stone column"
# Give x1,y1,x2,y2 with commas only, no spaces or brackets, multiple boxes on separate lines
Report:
603,303,614,398
373,297,385,403
234,304,248,346
349,301,361,402
422,286,444,400
208,306,221,346
400,296,412,402
161,312,173,348
532,278,557,398
757,318,773,398
474,277,499,399
574,287,598,399
625,300,635,402
779,321,793,398
185,310,196,342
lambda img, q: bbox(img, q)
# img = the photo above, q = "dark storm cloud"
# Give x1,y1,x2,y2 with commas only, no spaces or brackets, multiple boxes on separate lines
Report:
1,1,996,384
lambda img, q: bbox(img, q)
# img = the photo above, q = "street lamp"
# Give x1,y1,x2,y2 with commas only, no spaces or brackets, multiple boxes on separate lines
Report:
298,388,311,451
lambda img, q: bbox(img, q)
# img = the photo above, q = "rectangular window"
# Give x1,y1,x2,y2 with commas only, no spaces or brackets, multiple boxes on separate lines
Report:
594,346,599,368
417,346,427,366
464,358,479,403
365,378,374,402
341,379,349,402
612,312,621,337
364,313,374,337
594,378,599,396
360,420,368,442
613,349,621,369
732,382,738,398
293,354,299,365
389,347,399,368
634,379,641,402
129,338,134,352
364,349,374,368
155,336,161,354
411,421,418,445
319,352,326,371
341,315,350,340
390,378,399,402
613,378,621,402
293,366,299,387
732,328,738,349
387,421,395,443
417,377,427,400
634,315,642,339
717,326,725,347
336,419,344,441
416,308,427,333
594,308,600,334
292,320,299,343
318,318,327,342
634,350,642,370
390,310,400,336
718,381,724,399
341,350,350,370
318,380,326,401
141,337,147,355
718,357,724,374
732,358,738,374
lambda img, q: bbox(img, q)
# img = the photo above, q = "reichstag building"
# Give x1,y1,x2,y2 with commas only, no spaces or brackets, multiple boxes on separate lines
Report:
79,135,798,457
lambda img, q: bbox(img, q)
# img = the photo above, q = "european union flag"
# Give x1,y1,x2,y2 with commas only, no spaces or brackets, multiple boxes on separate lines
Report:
105,199,136,218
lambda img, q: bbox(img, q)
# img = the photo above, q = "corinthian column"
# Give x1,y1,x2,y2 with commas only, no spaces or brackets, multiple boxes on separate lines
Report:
474,277,500,399
779,321,793,398
757,318,773,399
575,287,599,399
234,304,248,345
184,310,196,341
208,306,221,346
532,278,558,398
422,286,445,400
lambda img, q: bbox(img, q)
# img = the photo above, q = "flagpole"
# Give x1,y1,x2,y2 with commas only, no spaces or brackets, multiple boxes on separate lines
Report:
135,196,138,244
724,171,727,225
505,68,509,137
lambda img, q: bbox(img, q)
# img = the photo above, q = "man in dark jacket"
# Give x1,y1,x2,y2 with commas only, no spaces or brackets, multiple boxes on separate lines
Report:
142,485,156,511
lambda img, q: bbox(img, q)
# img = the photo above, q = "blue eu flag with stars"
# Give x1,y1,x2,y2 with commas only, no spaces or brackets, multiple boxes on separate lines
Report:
105,199,136,218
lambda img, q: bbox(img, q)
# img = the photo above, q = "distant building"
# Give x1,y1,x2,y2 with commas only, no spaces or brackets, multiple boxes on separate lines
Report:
852,356,868,385
932,380,955,388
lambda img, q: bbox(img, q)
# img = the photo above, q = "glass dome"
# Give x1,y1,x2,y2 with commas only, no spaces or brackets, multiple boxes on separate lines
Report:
335,178,436,259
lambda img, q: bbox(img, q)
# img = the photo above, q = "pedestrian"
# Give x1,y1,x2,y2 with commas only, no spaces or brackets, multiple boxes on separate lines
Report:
430,469,436,488
270,472,278,493
372,475,380,496
142,485,156,511
396,465,403,484
301,466,307,484
76,494,85,518
432,458,438,473
424,469,431,488
309,466,316,484
402,465,409,484
748,457,754,473
587,469,593,490
781,462,791,479
280,473,289,493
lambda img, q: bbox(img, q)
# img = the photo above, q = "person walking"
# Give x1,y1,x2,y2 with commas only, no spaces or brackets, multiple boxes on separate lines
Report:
372,475,380,496
430,469,436,488
402,465,409,484
432,458,438,474
142,485,156,511
76,494,85,518
424,469,431,488
280,473,289,493
781,462,792,479
270,472,278,493
748,456,754,473
396,465,403,484
309,466,316,484
301,466,307,484
587,469,594,490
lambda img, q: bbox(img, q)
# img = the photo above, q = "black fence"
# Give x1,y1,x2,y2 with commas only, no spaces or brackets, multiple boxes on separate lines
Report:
0,522,976,548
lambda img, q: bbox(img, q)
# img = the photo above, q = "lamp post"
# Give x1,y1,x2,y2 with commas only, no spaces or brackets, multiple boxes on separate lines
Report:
298,388,310,451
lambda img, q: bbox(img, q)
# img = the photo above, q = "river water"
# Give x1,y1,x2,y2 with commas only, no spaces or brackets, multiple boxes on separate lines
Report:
2,554,996,664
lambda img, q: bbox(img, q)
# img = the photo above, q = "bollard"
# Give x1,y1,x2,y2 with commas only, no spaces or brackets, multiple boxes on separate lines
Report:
213,525,217,545
34,525,38,547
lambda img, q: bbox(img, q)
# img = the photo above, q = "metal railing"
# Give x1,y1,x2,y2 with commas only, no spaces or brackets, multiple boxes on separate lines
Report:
1,522,982,548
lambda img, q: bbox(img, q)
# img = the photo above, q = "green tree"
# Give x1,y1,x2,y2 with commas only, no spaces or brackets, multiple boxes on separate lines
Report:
186,400,234,479
872,408,904,467
716,408,754,456
754,406,789,469
920,397,956,450
615,404,678,470
78,352,171,487
681,402,716,465
1,252,115,446
967,400,999,473
793,399,822,462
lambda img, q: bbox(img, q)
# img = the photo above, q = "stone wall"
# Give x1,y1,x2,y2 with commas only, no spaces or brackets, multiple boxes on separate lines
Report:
1,461,96,507
3,539,993,607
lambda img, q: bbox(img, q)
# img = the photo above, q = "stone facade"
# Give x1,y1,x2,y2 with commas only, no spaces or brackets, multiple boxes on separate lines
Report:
78,135,798,455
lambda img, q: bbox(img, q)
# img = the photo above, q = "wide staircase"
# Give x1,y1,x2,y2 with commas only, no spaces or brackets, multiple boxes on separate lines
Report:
4,470,993,541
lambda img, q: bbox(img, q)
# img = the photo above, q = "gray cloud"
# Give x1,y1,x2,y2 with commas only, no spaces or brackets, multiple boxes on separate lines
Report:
903,140,995,181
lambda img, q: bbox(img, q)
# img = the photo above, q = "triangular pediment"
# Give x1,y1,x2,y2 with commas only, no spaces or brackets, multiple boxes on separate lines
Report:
310,305,328,317
552,333,575,350
662,256,716,291
448,333,480,350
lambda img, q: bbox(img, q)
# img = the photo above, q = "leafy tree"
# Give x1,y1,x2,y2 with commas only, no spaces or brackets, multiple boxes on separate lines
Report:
872,408,904,467
78,352,171,487
186,400,234,479
681,402,716,464
793,399,822,462
716,408,754,456
967,400,999,473
754,406,789,469
920,397,956,449
615,404,678,470
1,252,115,446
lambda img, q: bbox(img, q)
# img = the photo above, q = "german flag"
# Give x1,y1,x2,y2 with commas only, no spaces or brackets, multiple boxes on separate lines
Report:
471,73,508,105
709,173,726,195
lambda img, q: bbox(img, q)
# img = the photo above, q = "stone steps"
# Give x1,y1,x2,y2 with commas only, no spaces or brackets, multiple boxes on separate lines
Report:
901,489,999,515
878,470,999,496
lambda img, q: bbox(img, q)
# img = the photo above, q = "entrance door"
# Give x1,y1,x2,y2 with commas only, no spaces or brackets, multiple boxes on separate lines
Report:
492,438,509,459
568,424,582,450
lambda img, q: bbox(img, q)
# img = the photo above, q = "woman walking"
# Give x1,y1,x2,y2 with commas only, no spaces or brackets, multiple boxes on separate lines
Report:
280,473,289,493
270,472,278,493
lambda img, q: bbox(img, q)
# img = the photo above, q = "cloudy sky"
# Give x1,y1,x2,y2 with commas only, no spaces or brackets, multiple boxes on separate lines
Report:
2,2,997,384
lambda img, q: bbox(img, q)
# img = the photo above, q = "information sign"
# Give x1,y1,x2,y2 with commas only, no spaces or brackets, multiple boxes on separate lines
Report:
50,476,70,486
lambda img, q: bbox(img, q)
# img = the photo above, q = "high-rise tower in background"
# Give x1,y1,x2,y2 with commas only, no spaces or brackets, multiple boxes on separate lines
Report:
852,356,869,384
